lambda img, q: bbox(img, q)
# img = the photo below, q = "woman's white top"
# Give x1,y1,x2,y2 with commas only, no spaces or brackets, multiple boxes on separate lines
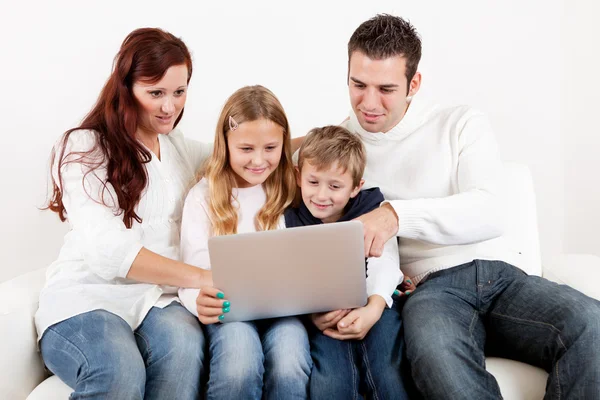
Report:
35,128,211,340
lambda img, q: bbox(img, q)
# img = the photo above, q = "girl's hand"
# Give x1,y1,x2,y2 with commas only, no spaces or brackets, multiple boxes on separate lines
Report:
397,277,417,296
311,309,351,331
196,286,230,325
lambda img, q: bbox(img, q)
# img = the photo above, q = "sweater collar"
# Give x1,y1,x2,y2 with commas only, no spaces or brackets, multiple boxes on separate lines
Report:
348,94,435,143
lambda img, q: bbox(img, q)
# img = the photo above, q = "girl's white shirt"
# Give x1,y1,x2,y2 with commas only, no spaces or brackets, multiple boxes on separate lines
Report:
178,179,285,317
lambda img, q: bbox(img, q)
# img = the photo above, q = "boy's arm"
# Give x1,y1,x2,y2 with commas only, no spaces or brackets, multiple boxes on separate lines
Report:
322,237,401,340
365,236,402,308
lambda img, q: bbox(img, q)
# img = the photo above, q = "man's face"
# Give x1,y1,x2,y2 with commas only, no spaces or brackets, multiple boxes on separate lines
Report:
348,51,420,133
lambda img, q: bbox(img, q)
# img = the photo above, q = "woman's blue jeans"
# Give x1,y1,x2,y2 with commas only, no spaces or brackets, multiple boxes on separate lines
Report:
40,302,206,400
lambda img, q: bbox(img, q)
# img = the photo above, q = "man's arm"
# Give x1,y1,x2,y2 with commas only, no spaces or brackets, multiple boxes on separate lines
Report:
291,136,305,154
357,113,504,257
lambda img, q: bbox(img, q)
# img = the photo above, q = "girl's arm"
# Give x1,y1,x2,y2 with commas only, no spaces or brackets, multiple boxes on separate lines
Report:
178,181,228,322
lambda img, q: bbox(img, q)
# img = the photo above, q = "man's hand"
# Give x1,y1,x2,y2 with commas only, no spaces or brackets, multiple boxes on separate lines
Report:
196,286,230,325
311,309,351,331
323,296,386,341
354,203,399,257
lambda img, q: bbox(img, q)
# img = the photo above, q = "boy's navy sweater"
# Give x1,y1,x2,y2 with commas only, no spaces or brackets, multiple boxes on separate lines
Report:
284,187,385,228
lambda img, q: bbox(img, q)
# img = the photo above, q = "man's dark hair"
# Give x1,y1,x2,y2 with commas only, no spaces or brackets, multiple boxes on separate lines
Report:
348,14,422,84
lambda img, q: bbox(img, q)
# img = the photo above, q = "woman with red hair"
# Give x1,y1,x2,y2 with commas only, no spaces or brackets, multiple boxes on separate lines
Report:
35,28,211,399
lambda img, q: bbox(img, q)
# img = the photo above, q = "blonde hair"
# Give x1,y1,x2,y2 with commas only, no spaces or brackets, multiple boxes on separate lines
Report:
204,85,296,236
298,125,366,187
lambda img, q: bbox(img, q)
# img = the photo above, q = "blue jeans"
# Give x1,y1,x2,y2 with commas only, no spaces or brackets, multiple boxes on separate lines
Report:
204,316,311,400
307,295,412,400
403,260,600,399
40,302,206,400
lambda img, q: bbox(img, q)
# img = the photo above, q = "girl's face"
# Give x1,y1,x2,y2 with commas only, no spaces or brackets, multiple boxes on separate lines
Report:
132,64,188,137
227,118,284,188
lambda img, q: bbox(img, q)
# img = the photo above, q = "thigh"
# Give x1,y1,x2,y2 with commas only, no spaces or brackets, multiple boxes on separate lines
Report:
135,302,206,400
488,274,600,368
306,320,360,399
402,281,500,399
260,316,310,364
205,321,263,377
403,281,484,352
40,310,145,399
361,303,410,400
260,317,311,399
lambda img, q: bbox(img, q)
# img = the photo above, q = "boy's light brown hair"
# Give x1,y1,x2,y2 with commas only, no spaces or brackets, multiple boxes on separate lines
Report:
298,125,366,187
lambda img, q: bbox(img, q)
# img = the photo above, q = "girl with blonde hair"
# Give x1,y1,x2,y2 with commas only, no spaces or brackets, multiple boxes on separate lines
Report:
179,85,311,399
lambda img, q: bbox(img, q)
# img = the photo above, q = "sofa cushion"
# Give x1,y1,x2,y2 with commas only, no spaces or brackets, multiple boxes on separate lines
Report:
27,376,71,400
487,357,548,399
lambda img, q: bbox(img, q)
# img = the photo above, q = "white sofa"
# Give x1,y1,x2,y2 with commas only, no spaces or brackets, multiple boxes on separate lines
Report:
1,163,599,399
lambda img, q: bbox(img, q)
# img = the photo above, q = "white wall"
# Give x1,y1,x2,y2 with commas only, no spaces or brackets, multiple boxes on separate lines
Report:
2,0,593,283
563,0,600,256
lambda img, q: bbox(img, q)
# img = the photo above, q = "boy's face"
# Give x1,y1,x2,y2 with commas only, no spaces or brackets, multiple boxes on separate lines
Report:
297,160,364,223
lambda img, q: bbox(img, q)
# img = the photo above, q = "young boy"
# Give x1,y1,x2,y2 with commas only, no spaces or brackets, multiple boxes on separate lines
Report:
285,125,411,399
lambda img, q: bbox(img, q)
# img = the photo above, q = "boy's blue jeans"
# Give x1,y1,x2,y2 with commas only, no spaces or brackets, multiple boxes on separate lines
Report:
40,302,206,400
307,294,412,400
204,316,311,400
403,259,600,399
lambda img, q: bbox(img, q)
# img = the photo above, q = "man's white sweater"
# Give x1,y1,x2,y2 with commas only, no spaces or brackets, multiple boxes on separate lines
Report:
342,96,511,284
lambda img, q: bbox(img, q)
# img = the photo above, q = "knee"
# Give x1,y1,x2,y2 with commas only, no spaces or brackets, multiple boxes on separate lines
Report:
565,305,600,346
268,350,311,384
264,319,311,381
159,320,206,368
217,352,264,389
89,344,146,396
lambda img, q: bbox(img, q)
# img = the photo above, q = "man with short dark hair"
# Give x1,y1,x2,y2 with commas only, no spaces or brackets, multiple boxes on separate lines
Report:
341,14,600,399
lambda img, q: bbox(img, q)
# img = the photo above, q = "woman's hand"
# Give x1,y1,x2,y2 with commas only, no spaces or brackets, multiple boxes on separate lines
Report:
196,286,230,325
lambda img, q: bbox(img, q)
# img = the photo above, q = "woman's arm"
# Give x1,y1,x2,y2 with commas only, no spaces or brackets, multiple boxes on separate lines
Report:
127,248,212,288
57,130,209,287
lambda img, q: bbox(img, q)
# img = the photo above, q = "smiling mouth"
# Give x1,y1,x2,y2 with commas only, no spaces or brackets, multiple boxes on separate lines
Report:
156,115,173,123
246,167,267,174
311,201,332,210
361,111,383,122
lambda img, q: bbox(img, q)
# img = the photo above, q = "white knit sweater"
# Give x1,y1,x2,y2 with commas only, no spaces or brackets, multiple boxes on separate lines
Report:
342,96,509,284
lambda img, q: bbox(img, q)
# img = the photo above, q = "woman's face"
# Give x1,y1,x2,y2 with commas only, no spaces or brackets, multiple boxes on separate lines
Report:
132,64,188,136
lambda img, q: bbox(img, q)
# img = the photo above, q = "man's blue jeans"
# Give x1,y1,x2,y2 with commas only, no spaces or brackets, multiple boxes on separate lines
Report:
403,260,600,399
307,295,412,400
40,302,206,400
204,316,311,400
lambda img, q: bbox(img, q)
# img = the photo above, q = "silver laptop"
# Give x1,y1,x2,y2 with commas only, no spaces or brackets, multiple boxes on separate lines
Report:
209,220,367,323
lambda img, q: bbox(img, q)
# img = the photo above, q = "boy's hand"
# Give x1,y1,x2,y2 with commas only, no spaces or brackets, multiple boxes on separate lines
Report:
323,296,386,340
196,286,230,325
311,309,351,331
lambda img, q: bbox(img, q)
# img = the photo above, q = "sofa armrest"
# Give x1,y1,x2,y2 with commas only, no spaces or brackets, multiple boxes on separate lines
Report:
0,268,48,399
543,254,600,301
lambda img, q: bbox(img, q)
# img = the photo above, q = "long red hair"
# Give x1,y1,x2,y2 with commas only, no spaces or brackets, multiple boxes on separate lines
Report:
46,28,193,228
